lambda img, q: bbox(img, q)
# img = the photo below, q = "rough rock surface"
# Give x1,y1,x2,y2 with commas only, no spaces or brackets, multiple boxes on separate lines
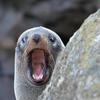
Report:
39,9,100,100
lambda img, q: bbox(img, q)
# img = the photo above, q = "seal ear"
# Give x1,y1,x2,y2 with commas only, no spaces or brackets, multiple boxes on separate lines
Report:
15,43,22,52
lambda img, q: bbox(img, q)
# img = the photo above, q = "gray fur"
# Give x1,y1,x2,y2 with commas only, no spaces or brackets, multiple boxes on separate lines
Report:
14,26,65,100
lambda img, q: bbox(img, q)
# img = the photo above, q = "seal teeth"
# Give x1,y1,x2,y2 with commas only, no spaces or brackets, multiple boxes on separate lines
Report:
32,63,45,81
32,73,43,80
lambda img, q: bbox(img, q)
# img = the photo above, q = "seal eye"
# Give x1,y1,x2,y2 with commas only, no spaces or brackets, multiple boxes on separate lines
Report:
18,36,28,50
22,36,28,43
49,35,56,43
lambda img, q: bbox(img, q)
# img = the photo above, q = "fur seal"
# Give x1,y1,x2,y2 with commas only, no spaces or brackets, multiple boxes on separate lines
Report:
14,26,65,100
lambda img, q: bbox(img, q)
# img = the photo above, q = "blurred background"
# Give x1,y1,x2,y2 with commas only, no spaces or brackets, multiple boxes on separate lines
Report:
0,0,100,100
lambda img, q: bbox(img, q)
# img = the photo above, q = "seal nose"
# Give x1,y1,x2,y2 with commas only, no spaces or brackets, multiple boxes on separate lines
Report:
33,34,40,43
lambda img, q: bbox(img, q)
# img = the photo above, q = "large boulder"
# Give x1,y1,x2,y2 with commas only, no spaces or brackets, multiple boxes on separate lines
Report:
39,9,100,100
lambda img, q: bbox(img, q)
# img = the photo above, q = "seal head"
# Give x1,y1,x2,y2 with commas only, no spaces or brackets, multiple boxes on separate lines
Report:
15,26,65,86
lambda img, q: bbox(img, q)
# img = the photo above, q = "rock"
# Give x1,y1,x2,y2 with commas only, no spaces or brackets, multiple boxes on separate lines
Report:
39,9,100,100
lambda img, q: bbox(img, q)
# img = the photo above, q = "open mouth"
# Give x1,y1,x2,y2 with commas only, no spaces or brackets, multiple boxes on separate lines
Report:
28,49,52,85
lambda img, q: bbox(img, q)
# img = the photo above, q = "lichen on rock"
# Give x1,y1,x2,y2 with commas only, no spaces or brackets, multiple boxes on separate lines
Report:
39,9,100,100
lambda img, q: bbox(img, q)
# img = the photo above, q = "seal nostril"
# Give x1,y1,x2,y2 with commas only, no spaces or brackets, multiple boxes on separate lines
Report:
33,34,40,43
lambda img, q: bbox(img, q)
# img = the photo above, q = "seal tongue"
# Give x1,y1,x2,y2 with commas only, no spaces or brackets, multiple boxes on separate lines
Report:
32,64,43,80
32,50,45,81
